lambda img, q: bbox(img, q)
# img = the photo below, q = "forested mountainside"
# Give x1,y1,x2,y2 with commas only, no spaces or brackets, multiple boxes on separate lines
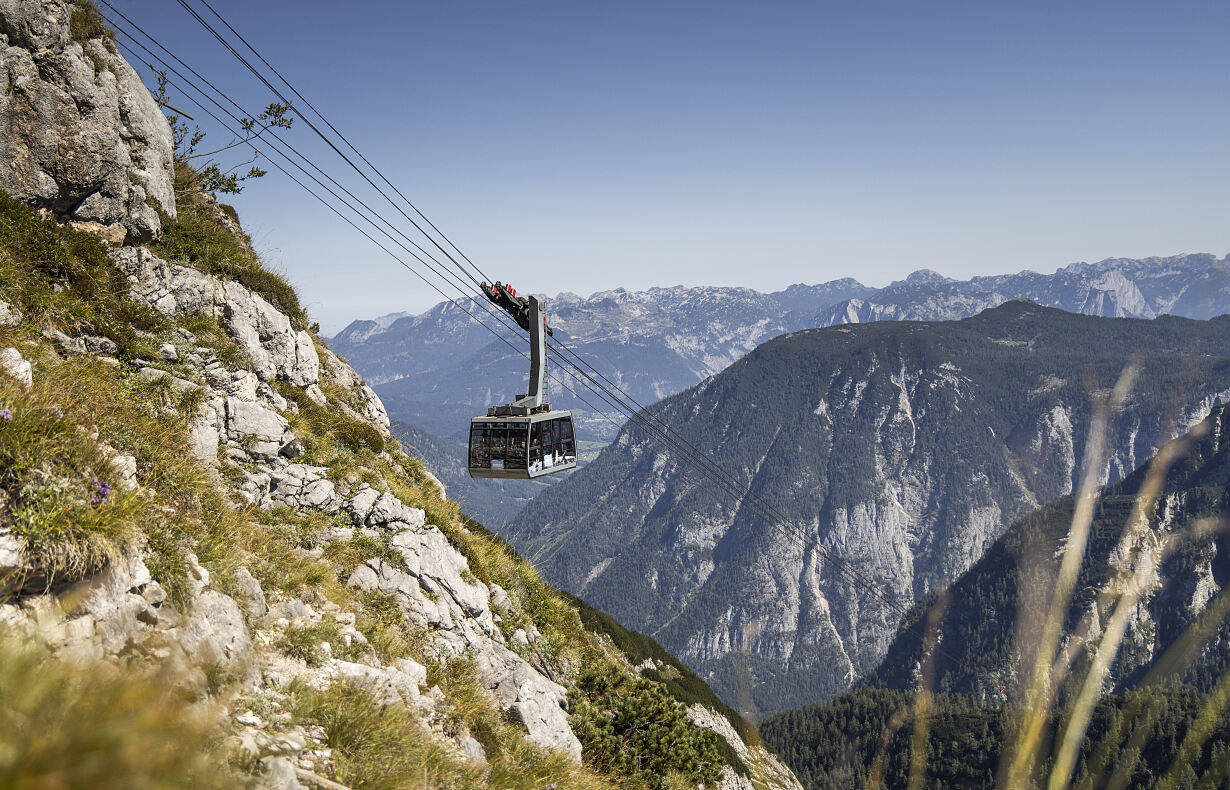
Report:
0,3,798,787
333,255,1230,529
504,302,1230,715
868,401,1230,697
761,687,1230,790
761,404,1230,790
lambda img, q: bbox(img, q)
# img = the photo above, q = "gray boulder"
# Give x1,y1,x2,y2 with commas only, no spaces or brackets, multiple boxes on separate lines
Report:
0,299,21,326
224,397,294,461
37,553,172,661
42,328,116,356
476,647,582,761
262,464,340,513
187,397,223,467
233,567,267,619
175,589,251,669
347,485,425,532
327,659,428,709
0,347,32,386
0,0,175,241
256,757,301,790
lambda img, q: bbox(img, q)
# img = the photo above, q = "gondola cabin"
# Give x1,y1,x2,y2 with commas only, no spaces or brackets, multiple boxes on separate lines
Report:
468,411,578,479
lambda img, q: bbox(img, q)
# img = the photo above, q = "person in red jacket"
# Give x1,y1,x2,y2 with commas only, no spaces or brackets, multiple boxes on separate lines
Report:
482,281,553,336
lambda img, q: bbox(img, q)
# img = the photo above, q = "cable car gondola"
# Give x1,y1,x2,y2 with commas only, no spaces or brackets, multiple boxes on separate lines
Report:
468,283,577,479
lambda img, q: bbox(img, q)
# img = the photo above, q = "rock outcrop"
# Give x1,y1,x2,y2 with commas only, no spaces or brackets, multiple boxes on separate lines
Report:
0,0,175,241
113,246,321,390
1,248,592,776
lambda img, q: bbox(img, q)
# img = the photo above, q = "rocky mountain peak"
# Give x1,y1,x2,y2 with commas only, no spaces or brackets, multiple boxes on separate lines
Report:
503,306,1230,716
902,268,953,285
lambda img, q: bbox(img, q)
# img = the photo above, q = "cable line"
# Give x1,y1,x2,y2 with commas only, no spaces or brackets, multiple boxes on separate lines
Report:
99,1,483,305
191,0,495,288
106,28,617,431
114,4,949,635
169,0,489,292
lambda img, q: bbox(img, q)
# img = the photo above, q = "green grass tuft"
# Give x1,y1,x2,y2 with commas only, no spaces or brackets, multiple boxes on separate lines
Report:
68,0,114,45
0,191,166,353
151,162,307,328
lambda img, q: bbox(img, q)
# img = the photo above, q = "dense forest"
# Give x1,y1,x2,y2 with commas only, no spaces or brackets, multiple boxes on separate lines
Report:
761,686,1230,790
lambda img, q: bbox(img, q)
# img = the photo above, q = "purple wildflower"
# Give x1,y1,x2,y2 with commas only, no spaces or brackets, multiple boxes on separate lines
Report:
91,476,111,505
0,408,10,421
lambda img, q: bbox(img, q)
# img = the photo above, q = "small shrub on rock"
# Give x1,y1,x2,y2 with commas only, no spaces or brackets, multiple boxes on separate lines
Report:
568,666,725,789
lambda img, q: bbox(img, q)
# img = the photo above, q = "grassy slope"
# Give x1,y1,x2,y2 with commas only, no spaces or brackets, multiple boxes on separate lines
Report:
0,177,764,788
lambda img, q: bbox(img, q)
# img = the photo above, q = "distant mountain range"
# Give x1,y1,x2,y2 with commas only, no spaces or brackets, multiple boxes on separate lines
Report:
819,254,1230,327
329,253,1230,528
500,303,1230,715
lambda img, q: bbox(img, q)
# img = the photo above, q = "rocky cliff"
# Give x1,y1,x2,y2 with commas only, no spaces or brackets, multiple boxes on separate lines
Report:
0,0,174,242
504,303,1230,716
760,405,1230,789
868,400,1230,698
0,4,798,787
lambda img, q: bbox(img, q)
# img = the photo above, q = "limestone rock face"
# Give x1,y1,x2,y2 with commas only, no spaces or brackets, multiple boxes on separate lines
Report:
346,511,585,762
113,246,321,387
261,464,340,513
0,0,175,241
176,589,251,668
224,397,293,461
687,704,804,790
320,347,390,436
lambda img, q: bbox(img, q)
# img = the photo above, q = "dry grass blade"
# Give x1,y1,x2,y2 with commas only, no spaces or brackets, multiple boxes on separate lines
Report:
865,707,911,790
1076,525,1230,790
1047,424,1199,789
1001,363,1138,788
908,592,948,790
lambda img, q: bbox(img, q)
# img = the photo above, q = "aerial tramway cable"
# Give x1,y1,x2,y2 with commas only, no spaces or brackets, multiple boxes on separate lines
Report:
167,0,489,292
109,2,947,631
104,18,619,433
191,0,496,289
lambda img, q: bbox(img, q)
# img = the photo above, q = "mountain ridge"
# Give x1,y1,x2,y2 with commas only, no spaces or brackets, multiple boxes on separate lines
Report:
331,254,1230,529
501,302,1230,715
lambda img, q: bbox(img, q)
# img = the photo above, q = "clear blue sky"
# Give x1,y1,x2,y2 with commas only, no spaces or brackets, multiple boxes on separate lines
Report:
111,0,1229,333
